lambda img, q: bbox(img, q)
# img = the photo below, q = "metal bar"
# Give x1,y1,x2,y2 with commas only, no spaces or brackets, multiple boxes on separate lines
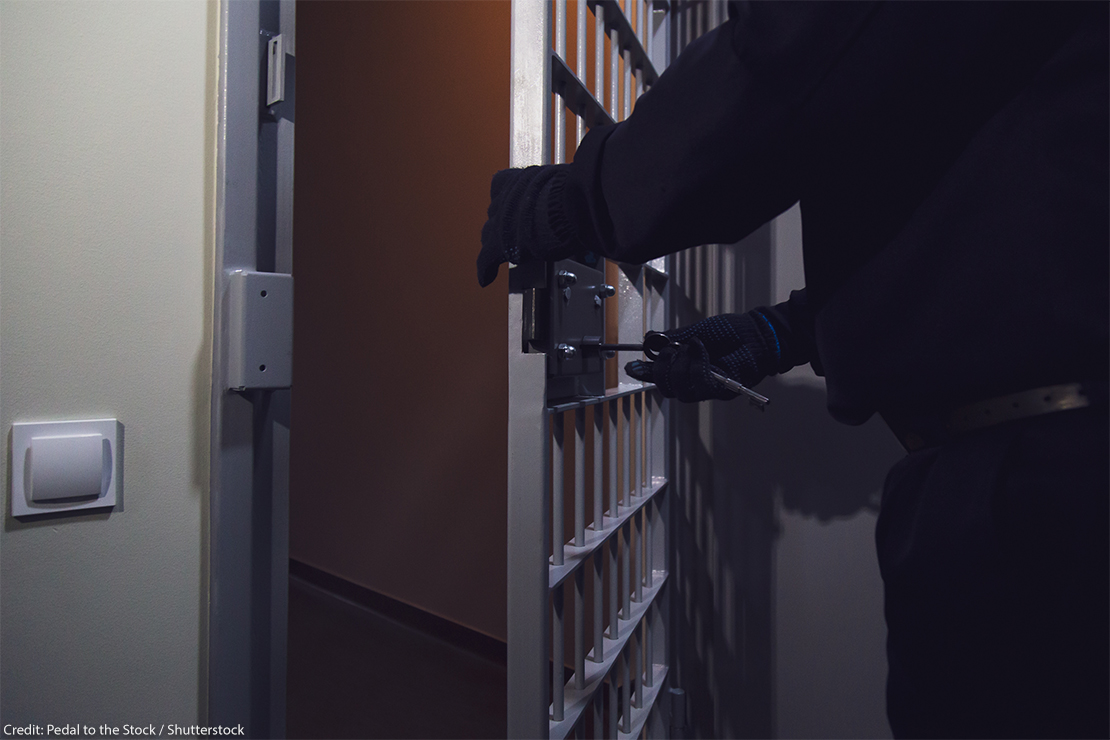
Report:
549,477,666,590
633,507,643,604
609,23,618,118
554,586,566,721
577,0,587,80
575,408,586,546
593,553,605,663
622,396,631,506
621,641,631,734
644,603,654,688
507,298,551,739
595,1,604,102
632,392,641,498
588,0,660,86
634,621,643,708
555,90,566,165
553,411,566,566
609,401,619,517
615,665,669,740
593,405,604,530
551,55,616,133
611,652,622,740
556,0,567,60
549,379,652,413
645,497,654,589
622,47,631,119
621,521,631,618
547,574,669,739
608,537,619,639
575,568,586,690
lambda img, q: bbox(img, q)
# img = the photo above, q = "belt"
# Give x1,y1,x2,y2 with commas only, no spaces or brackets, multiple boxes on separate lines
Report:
881,382,1108,453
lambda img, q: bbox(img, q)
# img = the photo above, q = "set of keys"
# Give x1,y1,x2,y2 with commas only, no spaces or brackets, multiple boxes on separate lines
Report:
578,334,771,409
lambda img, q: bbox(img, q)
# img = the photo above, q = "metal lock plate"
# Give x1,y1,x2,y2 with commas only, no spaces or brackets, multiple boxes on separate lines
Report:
546,259,609,401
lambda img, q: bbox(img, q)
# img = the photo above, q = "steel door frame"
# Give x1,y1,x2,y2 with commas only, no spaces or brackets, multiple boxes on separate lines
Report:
209,1,295,736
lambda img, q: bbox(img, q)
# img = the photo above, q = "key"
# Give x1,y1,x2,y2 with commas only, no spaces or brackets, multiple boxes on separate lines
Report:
580,336,770,409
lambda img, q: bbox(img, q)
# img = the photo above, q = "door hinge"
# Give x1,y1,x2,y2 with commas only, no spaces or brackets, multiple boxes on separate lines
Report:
226,270,293,391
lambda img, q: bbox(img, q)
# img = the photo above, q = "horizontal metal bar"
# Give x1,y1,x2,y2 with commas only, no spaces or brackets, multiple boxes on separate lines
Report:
551,53,615,130
548,573,669,740
617,663,669,740
588,0,659,85
549,477,666,589
549,383,652,414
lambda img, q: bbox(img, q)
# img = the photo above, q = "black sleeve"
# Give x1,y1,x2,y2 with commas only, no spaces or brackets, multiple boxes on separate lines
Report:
557,1,1086,265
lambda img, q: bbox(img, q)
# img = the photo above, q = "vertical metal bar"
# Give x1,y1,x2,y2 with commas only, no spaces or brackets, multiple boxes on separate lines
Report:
621,642,631,733
633,392,642,497
645,497,654,588
595,1,604,103
574,408,586,546
609,23,619,119
594,405,604,529
575,568,586,690
556,0,566,60
593,553,604,663
622,47,632,119
621,521,631,618
609,401,619,517
553,586,565,721
554,93,566,165
577,0,587,79
553,411,565,566
507,297,551,738
608,537,619,637
622,396,632,506
634,622,643,708
645,604,654,688
633,507,643,604
609,653,621,739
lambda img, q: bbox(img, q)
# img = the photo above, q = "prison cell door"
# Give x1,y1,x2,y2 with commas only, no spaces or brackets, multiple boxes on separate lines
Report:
505,3,728,737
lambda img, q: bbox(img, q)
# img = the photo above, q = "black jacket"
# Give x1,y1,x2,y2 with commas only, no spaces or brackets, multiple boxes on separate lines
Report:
553,1,1108,423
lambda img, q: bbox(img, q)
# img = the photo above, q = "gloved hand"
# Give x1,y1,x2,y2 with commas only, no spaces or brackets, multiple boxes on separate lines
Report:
477,165,575,287
625,311,784,402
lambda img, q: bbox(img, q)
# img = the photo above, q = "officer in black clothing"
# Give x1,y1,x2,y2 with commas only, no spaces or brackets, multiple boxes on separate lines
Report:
477,2,1108,738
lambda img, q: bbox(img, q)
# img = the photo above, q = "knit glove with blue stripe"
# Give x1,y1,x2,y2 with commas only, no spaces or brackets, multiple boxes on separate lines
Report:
625,291,818,403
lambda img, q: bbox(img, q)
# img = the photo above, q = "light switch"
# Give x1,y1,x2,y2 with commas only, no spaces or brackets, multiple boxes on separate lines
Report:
30,433,105,501
11,419,123,517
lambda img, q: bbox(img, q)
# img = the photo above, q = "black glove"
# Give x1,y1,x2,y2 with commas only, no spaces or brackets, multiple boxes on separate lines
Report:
625,311,785,402
477,165,576,287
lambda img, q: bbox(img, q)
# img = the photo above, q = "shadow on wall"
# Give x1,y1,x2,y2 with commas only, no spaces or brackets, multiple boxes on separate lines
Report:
672,379,901,738
668,227,904,738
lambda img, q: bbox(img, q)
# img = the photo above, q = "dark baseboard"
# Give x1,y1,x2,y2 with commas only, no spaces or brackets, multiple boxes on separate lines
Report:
288,558,507,666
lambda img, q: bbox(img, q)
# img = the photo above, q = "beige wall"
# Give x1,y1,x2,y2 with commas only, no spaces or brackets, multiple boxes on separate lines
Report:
291,0,511,640
1,0,215,725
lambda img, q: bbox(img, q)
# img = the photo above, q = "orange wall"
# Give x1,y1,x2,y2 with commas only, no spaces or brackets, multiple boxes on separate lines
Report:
291,1,511,640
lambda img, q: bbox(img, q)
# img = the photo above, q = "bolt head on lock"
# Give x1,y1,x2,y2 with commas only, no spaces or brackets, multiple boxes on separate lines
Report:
556,343,577,360
557,270,578,288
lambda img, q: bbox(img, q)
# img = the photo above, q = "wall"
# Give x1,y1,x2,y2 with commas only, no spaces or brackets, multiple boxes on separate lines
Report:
670,206,901,738
290,1,511,640
1,0,215,727
770,205,899,739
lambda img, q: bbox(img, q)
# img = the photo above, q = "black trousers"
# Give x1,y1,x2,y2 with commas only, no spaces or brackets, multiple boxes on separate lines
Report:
877,406,1109,739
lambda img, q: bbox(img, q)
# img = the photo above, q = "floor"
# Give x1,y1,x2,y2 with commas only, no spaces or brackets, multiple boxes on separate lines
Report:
286,561,507,739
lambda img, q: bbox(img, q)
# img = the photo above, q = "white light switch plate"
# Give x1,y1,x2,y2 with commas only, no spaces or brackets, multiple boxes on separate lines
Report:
11,419,123,517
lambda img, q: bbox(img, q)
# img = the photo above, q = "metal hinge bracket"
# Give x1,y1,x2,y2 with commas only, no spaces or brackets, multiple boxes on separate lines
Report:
226,270,293,391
